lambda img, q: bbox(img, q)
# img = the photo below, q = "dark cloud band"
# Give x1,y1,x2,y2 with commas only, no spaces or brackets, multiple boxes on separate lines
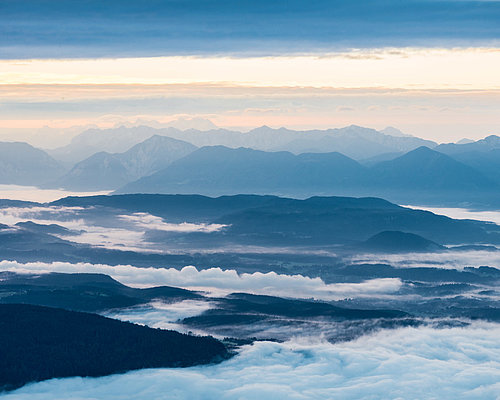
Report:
1,0,500,58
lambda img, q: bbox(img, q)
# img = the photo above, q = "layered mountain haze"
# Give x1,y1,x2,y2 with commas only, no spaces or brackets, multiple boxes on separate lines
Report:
268,125,436,158
47,126,166,166
1,124,498,207
118,146,368,196
369,146,496,190
63,152,131,190
451,149,500,186
118,135,197,179
46,124,435,166
436,135,500,156
0,142,65,186
117,144,500,206
50,136,197,190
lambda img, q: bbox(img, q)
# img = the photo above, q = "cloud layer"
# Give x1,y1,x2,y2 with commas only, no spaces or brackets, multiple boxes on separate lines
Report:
349,249,500,270
0,205,224,253
0,261,402,301
6,322,500,399
2,1,500,58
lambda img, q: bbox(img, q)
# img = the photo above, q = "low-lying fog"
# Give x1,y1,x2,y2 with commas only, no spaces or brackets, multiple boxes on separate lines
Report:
2,191,500,398
0,261,403,301
6,322,500,400
0,184,110,203
2,201,500,268
406,204,500,226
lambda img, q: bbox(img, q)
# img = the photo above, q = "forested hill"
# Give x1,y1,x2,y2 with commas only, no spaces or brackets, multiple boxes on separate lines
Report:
0,304,230,392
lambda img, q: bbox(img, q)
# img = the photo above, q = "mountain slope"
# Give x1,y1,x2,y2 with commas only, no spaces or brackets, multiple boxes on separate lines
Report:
117,145,498,201
450,149,500,185
436,135,500,155
47,125,164,165
50,135,197,190
0,142,65,185
272,125,436,159
370,146,496,190
47,124,436,167
0,304,228,391
118,146,367,195
53,152,130,190
117,135,197,179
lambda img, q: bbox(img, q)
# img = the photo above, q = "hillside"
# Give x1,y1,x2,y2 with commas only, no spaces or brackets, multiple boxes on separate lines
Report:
370,146,495,190
51,135,197,190
52,194,500,246
436,135,500,155
118,146,368,196
0,304,229,392
46,124,435,167
0,142,65,185
117,146,499,205
0,272,201,312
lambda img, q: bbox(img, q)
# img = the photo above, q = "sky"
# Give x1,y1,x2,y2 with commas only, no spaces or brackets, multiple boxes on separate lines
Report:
1,0,500,143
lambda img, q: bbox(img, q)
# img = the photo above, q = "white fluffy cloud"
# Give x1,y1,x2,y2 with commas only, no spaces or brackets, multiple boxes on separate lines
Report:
5,322,500,399
0,260,402,301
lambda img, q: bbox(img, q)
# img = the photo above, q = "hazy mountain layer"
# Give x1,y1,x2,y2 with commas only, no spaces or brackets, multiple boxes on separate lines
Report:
436,134,500,155
451,149,500,185
118,146,368,195
51,135,197,190
47,124,436,166
0,142,65,185
118,146,499,206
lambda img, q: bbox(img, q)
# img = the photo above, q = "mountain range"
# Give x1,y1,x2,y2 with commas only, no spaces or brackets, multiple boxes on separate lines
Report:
50,135,197,190
119,146,369,195
117,145,500,205
46,124,436,165
1,125,499,207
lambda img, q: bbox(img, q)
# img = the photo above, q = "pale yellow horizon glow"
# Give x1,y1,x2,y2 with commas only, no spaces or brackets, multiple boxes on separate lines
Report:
2,48,500,90
1,48,499,143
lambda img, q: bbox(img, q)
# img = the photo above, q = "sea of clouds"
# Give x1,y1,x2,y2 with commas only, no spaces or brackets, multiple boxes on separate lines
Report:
5,322,500,400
